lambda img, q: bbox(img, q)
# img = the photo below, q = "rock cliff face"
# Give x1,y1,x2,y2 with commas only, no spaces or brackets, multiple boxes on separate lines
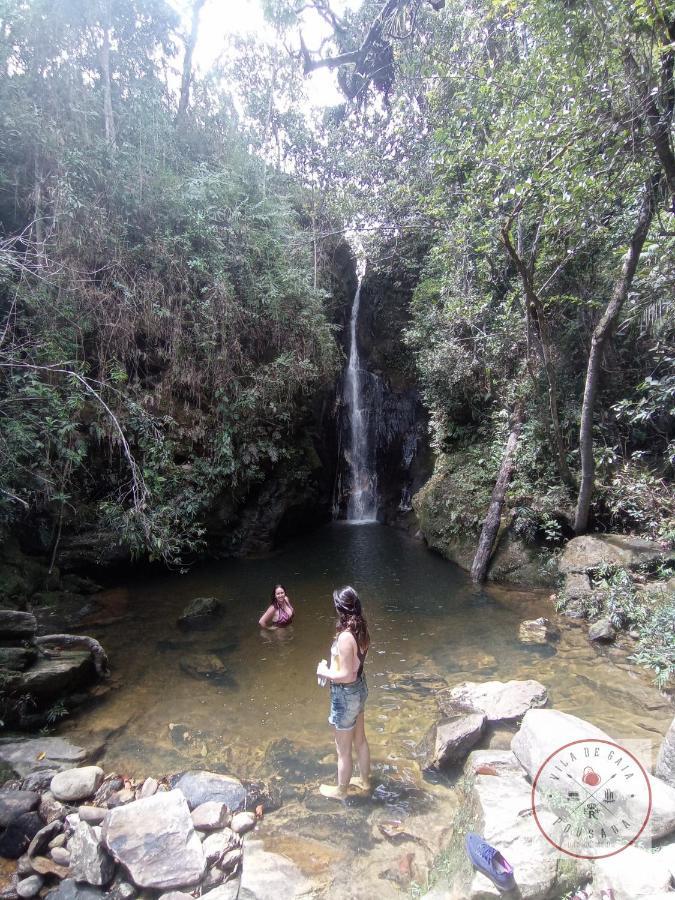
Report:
332,268,432,525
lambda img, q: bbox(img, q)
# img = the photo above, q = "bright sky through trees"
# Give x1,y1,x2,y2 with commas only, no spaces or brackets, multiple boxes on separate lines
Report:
169,0,363,107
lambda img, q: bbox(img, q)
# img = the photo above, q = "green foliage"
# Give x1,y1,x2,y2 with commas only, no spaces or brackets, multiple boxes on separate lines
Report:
0,0,340,564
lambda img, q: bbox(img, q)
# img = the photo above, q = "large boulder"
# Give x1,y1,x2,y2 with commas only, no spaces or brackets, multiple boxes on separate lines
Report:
177,598,223,631
51,767,104,803
442,680,548,724
656,716,675,786
171,772,246,813
103,790,205,890
512,708,675,840
0,738,88,779
558,573,593,618
559,534,668,574
466,771,581,899
418,713,486,770
19,652,93,701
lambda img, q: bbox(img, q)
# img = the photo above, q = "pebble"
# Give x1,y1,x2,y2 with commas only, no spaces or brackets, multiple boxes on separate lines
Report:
50,847,70,866
16,876,43,898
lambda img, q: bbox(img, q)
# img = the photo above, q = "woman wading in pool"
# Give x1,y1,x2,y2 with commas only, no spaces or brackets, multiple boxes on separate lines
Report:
316,586,371,800
258,584,294,629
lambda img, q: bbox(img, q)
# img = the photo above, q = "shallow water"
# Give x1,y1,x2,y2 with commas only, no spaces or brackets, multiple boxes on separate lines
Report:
60,524,673,895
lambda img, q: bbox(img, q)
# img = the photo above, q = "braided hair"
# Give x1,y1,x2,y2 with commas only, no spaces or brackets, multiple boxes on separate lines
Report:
333,586,370,654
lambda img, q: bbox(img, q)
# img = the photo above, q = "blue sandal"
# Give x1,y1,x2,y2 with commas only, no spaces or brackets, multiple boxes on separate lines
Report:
465,832,516,892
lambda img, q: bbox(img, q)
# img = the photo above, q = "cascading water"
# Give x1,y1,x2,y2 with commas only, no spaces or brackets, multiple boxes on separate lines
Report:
344,277,378,522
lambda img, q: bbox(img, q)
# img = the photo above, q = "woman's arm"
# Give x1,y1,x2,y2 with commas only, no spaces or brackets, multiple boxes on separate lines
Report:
317,632,357,683
259,605,276,628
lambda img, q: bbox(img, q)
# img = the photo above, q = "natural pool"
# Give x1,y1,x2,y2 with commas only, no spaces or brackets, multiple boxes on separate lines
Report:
60,524,673,897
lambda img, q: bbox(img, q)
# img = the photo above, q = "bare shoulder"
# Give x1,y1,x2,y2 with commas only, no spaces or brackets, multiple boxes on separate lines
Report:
337,631,357,651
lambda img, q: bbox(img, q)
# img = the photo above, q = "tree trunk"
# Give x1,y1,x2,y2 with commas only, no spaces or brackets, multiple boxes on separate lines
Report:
35,634,111,678
99,12,116,148
501,225,573,486
177,0,207,122
471,406,524,583
573,173,661,534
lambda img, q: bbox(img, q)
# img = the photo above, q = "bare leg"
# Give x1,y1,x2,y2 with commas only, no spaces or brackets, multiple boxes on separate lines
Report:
350,712,371,790
320,728,353,799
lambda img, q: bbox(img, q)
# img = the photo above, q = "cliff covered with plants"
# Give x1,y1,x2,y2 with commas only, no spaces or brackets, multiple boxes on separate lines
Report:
0,0,352,575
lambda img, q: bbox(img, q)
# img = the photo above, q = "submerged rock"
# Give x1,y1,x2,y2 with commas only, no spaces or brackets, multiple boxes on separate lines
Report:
443,680,548,723
179,655,233,686
518,618,559,644
238,838,310,900
177,598,224,631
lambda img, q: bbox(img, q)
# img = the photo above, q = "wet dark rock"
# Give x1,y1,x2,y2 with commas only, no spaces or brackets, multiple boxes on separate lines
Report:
0,613,36,641
170,772,246,813
20,770,58,794
177,598,223,632
44,878,105,900
178,655,234,686
55,532,130,572
241,781,281,814
59,576,101,596
19,653,93,702
105,874,136,900
0,793,40,827
0,812,43,859
588,618,616,642
0,649,37,672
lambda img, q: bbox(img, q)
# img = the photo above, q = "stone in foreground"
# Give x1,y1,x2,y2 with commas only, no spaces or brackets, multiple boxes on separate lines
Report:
51,767,104,803
445,680,548,723
68,822,115,887
103,789,205,889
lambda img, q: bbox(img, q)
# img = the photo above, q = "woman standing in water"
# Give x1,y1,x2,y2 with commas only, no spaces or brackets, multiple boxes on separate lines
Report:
258,584,294,628
316,586,371,799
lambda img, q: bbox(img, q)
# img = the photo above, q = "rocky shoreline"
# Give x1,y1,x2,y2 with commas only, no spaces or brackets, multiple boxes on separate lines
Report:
0,741,262,900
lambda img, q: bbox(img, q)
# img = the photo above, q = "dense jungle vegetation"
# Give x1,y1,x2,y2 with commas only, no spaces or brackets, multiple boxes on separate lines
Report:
0,0,673,572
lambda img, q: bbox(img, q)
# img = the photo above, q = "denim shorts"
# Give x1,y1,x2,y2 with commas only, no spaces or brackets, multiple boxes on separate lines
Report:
329,676,368,731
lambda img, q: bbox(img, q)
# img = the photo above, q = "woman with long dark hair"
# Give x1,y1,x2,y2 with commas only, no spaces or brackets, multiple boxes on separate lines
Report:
258,584,294,628
316,585,371,799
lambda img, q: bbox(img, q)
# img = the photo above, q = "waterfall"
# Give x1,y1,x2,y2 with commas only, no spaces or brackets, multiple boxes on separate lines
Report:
344,278,378,522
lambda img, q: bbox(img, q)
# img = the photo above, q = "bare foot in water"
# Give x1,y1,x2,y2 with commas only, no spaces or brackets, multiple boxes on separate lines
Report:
319,783,349,800
349,776,372,792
